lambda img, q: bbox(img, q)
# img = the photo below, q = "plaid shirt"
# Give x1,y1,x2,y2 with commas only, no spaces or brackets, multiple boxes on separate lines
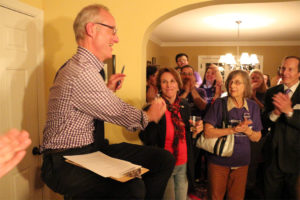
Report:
42,46,148,149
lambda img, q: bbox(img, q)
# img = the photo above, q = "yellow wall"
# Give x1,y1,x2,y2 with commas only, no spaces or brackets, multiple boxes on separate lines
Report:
146,44,300,78
146,40,163,68
20,0,43,10
20,0,298,144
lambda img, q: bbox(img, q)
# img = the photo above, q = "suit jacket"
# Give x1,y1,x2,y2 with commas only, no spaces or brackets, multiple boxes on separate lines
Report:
139,99,195,190
262,83,300,173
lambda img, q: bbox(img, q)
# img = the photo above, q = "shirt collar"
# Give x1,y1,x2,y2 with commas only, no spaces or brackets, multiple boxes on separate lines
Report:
284,81,299,94
77,46,104,72
227,96,249,111
203,83,212,89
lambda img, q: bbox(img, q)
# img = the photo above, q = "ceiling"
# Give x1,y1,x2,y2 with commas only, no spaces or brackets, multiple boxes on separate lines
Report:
150,1,300,46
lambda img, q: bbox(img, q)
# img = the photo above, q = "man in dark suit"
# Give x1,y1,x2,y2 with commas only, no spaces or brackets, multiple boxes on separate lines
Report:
263,56,300,199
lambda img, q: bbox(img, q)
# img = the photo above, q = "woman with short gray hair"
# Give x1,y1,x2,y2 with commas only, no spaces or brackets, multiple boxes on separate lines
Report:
203,70,262,200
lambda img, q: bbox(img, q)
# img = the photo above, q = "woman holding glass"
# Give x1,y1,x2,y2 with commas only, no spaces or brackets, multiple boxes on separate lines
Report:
139,68,203,200
203,70,262,200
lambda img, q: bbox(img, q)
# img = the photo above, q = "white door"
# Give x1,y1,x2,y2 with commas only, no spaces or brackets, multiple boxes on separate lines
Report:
0,3,45,200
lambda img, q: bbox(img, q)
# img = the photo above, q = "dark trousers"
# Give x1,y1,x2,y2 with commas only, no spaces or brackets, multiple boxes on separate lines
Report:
264,153,298,200
245,140,266,199
194,148,207,182
41,143,175,199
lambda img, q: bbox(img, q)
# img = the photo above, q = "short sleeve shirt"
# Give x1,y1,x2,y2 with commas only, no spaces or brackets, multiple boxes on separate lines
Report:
204,97,263,167
180,88,207,117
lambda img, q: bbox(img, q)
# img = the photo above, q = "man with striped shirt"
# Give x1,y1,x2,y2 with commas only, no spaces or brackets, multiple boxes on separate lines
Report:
41,4,175,199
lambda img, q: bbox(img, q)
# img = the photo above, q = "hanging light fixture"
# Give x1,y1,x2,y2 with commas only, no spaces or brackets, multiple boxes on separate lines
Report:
219,20,259,69
249,54,259,65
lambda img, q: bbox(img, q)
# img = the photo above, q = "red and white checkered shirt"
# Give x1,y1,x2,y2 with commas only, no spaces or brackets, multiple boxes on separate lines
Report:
42,46,148,149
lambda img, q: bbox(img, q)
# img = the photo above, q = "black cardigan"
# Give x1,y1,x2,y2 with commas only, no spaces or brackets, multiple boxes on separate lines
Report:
139,99,195,190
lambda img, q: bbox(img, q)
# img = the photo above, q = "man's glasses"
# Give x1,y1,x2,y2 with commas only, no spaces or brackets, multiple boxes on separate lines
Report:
181,72,193,76
229,80,243,86
94,22,117,35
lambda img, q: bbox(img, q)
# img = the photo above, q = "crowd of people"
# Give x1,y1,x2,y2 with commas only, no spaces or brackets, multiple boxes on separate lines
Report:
146,53,299,200
1,3,299,200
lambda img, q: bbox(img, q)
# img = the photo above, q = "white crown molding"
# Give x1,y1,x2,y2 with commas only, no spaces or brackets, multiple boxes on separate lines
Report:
0,0,42,17
149,35,162,46
159,41,300,47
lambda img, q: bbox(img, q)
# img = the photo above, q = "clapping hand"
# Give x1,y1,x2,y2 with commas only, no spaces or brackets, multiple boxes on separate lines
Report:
146,97,166,123
233,119,252,133
272,92,293,114
0,129,31,178
251,82,260,90
214,80,223,98
183,79,191,93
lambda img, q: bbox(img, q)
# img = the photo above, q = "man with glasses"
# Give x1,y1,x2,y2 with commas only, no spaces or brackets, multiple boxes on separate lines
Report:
175,53,202,87
263,56,300,199
40,4,175,199
180,65,207,117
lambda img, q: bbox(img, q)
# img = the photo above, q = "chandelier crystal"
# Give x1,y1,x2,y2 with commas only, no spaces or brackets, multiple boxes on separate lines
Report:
219,20,259,69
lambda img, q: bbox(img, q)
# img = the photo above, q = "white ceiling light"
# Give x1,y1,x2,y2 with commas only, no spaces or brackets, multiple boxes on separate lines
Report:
249,54,259,65
219,20,259,68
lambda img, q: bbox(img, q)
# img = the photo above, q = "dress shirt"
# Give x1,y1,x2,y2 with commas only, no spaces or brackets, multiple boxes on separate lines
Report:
42,46,148,149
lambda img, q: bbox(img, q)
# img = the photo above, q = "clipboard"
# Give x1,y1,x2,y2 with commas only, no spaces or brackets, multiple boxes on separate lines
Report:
64,152,149,182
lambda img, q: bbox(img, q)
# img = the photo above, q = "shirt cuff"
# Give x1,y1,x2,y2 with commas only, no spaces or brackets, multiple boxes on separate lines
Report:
141,111,149,130
269,111,280,122
285,111,293,118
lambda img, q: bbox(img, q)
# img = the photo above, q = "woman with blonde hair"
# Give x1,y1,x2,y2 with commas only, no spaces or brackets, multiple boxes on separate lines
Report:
200,64,223,105
246,69,268,199
249,69,267,110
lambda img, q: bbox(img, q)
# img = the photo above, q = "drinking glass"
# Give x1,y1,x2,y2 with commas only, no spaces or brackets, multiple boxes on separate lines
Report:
243,112,253,129
189,116,201,132
243,112,251,121
229,119,241,127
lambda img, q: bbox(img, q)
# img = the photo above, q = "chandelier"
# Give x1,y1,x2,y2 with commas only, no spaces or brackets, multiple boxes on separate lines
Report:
219,20,259,70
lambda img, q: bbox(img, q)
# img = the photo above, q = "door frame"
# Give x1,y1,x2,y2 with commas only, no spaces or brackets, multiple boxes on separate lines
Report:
0,0,45,143
198,55,264,83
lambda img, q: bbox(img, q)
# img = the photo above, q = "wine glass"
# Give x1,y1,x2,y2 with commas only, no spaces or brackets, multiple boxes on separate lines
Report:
243,112,251,121
189,116,201,132
229,119,241,127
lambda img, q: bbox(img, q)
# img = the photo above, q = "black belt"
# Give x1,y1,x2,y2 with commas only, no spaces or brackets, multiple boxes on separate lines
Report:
42,143,97,156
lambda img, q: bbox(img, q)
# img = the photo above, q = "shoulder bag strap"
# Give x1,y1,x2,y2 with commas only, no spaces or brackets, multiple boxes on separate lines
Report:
214,97,229,155
221,97,229,128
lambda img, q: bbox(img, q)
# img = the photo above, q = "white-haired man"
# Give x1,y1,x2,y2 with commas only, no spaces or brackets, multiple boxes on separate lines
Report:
41,4,174,199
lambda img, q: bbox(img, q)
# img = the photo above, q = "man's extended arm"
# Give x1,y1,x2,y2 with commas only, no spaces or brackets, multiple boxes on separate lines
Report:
73,66,165,131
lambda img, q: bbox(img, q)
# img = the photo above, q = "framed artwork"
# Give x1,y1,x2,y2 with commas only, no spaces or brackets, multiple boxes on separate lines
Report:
147,60,151,66
104,54,116,82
